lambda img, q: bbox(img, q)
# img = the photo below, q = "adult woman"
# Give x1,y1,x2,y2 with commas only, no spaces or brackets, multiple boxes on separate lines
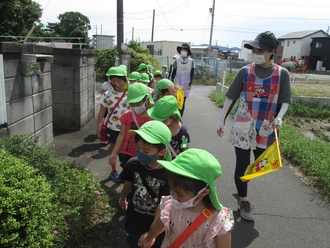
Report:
216,31,292,221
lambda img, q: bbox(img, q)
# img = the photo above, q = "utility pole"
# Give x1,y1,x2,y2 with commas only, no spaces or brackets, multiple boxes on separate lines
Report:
151,9,155,41
132,27,134,40
208,0,215,57
117,0,124,63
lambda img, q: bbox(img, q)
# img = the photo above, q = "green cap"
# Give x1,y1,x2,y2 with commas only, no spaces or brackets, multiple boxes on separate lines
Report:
130,120,171,145
147,64,153,73
119,64,127,71
124,83,149,103
162,65,168,69
128,71,141,81
130,120,172,161
157,148,223,210
137,63,147,71
153,79,174,100
148,95,181,121
153,70,162,77
106,66,127,77
140,73,150,83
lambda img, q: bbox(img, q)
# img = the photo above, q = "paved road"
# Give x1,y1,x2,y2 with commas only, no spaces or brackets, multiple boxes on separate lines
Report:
53,84,330,248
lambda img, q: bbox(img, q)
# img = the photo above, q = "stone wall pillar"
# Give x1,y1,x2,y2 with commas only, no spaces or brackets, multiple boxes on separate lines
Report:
51,49,95,130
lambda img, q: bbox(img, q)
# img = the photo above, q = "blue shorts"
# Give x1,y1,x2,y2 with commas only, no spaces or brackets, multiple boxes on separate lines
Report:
106,129,119,144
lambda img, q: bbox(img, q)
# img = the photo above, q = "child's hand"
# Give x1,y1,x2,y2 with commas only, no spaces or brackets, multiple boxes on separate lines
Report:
138,232,155,248
108,153,117,165
119,198,128,211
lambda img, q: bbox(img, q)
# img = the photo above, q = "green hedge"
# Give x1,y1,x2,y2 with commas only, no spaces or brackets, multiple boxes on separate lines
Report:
0,149,64,247
0,135,113,247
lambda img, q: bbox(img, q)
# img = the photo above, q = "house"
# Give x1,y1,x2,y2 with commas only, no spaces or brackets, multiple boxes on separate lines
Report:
275,30,329,63
140,40,189,66
309,37,330,71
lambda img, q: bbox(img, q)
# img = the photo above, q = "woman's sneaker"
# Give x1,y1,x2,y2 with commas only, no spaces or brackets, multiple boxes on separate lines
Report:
239,201,254,221
109,171,122,183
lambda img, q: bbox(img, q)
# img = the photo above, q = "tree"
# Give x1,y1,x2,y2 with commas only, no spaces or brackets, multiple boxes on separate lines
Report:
0,0,42,39
47,11,91,44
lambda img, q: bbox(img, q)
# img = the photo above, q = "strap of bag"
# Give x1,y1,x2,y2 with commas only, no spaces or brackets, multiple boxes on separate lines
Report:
169,207,216,248
104,91,126,125
131,111,140,128
167,144,177,158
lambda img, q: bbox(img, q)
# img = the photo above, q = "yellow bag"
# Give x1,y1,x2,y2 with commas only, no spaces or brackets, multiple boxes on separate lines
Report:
240,129,282,182
176,87,184,110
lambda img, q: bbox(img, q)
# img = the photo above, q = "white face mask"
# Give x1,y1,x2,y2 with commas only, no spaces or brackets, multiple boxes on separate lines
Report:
170,187,207,209
131,99,147,115
180,51,188,58
251,53,266,65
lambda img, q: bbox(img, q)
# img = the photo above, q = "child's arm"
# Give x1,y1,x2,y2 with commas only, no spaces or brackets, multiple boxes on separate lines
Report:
108,124,126,165
216,231,231,248
119,180,132,211
97,105,106,136
138,206,165,248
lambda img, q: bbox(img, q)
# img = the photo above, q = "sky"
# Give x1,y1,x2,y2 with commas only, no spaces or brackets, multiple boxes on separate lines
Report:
36,0,330,48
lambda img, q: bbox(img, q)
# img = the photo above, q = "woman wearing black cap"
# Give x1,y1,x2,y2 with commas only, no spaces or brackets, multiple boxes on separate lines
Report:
171,43,195,117
216,31,292,221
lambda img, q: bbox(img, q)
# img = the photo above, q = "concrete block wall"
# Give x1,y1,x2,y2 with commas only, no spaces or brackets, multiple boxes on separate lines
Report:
0,42,96,147
51,48,95,130
0,43,54,146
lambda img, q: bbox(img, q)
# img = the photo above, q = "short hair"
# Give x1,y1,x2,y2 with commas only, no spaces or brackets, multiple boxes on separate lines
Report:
134,133,166,152
167,171,212,208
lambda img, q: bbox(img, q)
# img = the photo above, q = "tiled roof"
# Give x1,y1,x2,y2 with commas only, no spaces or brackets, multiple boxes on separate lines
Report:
278,30,326,39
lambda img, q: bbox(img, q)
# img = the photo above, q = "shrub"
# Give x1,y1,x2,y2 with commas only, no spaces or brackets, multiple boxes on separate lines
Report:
0,149,66,247
0,135,113,246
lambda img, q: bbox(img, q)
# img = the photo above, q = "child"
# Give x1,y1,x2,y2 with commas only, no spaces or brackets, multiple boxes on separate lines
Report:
153,70,163,85
96,66,128,182
119,120,172,248
138,148,233,248
140,72,154,95
148,95,190,158
161,65,169,79
153,79,176,102
128,71,141,84
109,83,153,169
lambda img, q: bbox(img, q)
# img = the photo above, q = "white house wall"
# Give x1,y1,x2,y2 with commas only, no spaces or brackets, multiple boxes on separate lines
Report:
282,31,328,60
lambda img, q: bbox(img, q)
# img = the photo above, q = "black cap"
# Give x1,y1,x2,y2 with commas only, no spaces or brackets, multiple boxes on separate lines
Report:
177,43,192,55
244,31,279,51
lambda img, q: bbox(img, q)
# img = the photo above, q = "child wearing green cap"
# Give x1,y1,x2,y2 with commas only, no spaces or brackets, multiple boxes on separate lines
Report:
97,66,129,182
119,120,172,248
138,148,233,248
161,65,169,79
109,83,153,169
153,79,176,102
148,95,190,158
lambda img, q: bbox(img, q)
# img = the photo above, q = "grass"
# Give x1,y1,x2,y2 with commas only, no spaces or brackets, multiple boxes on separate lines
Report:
291,81,330,97
210,90,330,201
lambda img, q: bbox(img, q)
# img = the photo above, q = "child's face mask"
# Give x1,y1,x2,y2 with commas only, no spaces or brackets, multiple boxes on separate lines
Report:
170,187,207,209
131,99,147,115
135,149,158,165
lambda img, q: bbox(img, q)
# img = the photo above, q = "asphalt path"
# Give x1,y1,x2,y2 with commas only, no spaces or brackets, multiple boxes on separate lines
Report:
53,84,330,248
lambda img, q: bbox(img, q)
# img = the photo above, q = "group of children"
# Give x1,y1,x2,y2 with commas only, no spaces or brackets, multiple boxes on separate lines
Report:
97,65,233,248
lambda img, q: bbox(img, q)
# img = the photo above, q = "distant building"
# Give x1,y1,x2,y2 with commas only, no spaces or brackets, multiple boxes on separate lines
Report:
309,36,330,71
276,30,328,62
92,35,115,50
140,41,190,66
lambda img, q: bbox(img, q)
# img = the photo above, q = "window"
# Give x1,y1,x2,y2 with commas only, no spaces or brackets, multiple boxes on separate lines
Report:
279,41,284,47
315,42,322,48
293,40,296,44
287,41,290,47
